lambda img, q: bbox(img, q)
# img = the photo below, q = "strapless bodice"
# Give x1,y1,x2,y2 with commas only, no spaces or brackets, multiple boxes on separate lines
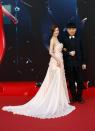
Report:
54,42,63,54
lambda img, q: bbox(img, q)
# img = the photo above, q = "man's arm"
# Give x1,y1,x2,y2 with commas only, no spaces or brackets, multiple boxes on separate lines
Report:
80,38,87,69
63,37,76,57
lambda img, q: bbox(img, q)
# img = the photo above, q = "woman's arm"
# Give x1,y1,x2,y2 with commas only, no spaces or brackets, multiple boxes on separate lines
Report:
2,6,18,24
49,39,60,63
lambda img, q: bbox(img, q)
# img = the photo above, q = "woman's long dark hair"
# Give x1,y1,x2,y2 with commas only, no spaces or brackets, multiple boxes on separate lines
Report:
51,25,59,37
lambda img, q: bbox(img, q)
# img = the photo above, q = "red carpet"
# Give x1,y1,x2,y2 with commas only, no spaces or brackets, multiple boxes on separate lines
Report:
0,82,38,96
0,82,95,131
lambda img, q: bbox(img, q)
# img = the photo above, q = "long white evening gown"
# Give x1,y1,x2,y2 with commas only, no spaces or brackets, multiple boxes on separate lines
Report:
2,41,75,119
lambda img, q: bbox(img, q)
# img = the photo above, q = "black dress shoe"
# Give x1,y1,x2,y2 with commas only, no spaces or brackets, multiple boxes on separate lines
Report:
82,85,87,89
77,98,85,104
70,98,77,103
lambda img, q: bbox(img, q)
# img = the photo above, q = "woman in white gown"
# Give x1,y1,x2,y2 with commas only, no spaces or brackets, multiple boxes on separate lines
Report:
2,25,75,119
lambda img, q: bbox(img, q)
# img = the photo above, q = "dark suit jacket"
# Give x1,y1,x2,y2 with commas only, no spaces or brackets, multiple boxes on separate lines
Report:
62,33,86,67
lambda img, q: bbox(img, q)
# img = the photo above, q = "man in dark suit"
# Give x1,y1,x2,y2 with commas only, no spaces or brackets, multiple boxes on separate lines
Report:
63,23,86,103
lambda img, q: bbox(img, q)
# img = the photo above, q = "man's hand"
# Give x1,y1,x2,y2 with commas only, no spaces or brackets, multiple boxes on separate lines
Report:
82,64,86,70
69,51,76,56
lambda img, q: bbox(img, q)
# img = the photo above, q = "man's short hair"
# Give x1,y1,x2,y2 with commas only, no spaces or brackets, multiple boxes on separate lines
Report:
66,23,76,28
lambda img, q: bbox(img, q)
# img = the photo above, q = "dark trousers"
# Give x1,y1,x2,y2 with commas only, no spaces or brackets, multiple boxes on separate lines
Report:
67,65,84,100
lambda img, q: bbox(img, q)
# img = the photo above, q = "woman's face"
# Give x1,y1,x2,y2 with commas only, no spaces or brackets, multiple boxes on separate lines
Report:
53,27,59,37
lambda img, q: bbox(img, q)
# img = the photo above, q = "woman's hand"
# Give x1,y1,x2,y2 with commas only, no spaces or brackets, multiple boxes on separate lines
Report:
57,60,60,67
63,48,67,52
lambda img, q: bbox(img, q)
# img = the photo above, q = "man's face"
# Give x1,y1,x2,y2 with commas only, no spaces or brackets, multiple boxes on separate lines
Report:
67,28,77,36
